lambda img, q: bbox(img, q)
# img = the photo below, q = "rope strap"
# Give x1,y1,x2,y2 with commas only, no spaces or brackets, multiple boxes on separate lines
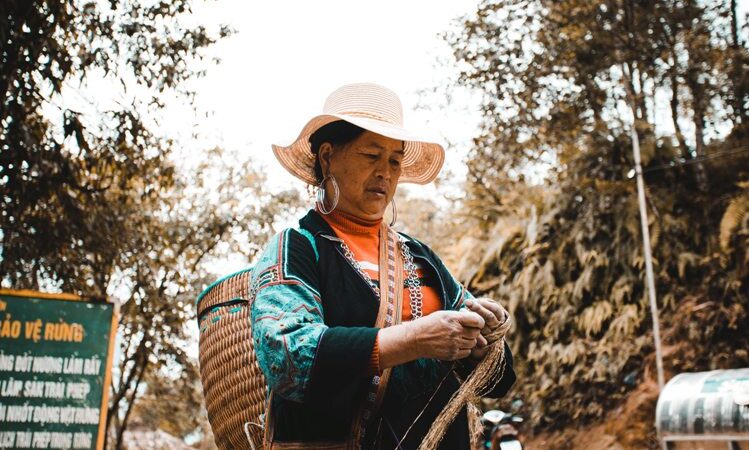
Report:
417,299,512,450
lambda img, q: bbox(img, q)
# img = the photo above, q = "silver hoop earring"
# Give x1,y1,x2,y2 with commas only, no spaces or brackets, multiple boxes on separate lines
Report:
316,175,339,215
389,198,397,227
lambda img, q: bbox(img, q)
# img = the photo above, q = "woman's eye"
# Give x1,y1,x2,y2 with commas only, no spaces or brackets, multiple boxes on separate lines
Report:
390,159,402,167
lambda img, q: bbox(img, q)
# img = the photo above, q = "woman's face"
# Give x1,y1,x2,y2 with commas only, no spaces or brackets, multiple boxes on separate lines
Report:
318,130,404,220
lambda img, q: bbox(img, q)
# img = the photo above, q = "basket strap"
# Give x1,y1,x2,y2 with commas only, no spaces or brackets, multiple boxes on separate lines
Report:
196,298,248,322
348,223,404,448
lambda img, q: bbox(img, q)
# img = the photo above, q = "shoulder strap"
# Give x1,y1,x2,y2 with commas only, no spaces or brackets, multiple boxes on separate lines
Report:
348,223,404,447
295,226,319,263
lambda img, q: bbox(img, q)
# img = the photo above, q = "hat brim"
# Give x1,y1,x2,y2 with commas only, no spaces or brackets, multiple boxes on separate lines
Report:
272,114,445,185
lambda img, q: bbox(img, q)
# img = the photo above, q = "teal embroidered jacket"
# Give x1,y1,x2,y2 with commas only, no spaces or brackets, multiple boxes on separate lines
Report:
250,209,515,448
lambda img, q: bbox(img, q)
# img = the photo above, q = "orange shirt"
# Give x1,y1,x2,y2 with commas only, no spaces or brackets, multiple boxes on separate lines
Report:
321,209,442,373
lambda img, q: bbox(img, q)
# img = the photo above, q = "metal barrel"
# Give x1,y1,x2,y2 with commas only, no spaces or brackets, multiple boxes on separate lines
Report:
656,368,749,445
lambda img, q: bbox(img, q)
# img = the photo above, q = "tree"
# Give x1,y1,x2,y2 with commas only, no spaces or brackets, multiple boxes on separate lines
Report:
447,0,748,206
1,0,230,293
103,150,300,447
1,1,302,446
444,0,749,445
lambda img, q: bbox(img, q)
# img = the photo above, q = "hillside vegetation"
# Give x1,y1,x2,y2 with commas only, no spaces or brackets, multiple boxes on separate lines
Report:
439,1,749,446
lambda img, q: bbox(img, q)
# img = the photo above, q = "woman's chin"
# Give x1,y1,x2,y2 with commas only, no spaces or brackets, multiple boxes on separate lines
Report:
355,203,388,219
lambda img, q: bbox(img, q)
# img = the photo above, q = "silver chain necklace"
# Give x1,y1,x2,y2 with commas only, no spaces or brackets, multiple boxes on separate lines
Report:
338,236,423,320
400,237,423,320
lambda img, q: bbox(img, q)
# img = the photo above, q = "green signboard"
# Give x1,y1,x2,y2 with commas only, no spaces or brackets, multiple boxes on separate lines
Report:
0,290,117,450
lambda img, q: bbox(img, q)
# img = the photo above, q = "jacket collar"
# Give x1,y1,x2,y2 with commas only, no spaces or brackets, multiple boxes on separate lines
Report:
299,209,335,237
299,209,422,252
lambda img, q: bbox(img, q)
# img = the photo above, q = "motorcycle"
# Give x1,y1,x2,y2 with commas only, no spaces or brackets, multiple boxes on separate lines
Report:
481,402,524,450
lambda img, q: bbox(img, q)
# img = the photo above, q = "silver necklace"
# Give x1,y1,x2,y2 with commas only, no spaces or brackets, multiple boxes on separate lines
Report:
338,236,423,320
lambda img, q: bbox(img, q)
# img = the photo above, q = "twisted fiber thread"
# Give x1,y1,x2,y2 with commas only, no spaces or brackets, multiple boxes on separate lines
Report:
416,299,512,450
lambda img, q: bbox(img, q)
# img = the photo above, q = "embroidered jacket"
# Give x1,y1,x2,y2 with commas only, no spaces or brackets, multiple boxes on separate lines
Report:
250,209,516,448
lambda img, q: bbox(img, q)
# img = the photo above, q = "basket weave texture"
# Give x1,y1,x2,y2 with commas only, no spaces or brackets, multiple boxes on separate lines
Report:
197,268,266,449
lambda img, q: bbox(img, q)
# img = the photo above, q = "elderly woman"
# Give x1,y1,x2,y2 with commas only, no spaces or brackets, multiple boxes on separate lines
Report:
251,83,515,449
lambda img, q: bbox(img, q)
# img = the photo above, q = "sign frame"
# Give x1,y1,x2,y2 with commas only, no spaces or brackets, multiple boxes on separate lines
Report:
0,289,119,450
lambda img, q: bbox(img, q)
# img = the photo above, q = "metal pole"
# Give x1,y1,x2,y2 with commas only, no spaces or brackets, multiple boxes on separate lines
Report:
631,126,666,391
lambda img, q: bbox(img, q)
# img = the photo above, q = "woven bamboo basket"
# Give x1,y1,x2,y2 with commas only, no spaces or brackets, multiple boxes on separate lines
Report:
197,268,267,450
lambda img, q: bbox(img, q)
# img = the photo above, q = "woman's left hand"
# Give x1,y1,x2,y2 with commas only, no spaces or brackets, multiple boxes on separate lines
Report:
463,297,507,360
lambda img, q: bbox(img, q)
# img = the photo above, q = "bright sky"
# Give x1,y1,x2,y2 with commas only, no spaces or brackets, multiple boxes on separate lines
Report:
38,1,484,287
166,0,486,386
172,0,483,195
127,0,482,276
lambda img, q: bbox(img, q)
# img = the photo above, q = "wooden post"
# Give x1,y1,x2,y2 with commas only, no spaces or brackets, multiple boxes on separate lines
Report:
630,126,666,391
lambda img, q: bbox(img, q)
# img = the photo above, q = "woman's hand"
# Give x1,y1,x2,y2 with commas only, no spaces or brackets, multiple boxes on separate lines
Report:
407,310,486,361
463,297,508,360
378,310,485,369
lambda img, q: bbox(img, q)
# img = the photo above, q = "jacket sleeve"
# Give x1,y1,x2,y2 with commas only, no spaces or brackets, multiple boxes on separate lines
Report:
250,229,378,403
406,235,517,398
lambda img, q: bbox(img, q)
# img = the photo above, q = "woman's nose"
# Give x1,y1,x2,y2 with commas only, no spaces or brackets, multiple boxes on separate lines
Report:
373,157,392,179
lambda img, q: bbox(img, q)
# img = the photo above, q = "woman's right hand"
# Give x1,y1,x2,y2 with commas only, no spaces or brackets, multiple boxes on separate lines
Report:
407,310,486,360
378,310,485,369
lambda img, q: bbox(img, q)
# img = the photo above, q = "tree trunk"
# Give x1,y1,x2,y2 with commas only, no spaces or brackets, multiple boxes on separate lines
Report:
687,70,709,191
730,0,746,122
670,76,689,158
731,0,739,51
636,64,648,125
114,357,148,449
104,337,148,449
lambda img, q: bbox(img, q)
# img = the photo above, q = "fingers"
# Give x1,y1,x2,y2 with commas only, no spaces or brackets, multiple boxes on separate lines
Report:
477,297,507,324
456,310,485,330
466,297,508,330
470,345,490,360
418,311,492,361
450,333,487,361
453,349,472,360
457,335,478,348
442,345,472,360
458,332,486,351
464,298,501,330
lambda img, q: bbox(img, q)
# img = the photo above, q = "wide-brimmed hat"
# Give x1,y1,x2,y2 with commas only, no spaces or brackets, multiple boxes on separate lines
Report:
272,83,445,185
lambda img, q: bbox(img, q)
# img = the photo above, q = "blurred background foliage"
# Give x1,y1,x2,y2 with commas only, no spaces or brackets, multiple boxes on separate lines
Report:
2,0,748,449
1,0,300,447
435,0,749,447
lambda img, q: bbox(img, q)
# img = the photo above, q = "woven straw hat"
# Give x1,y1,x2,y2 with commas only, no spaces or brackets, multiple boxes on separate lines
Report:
272,83,445,185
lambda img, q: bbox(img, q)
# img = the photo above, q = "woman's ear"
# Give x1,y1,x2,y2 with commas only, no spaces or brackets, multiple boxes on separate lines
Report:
318,142,334,177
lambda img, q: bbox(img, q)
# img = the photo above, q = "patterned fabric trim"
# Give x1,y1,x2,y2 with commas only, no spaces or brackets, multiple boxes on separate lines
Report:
250,230,321,303
251,230,327,402
250,266,280,303
450,276,473,311
456,286,474,310
350,224,403,447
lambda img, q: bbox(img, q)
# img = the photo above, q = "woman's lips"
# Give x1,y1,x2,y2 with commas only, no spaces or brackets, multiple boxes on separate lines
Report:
366,187,387,198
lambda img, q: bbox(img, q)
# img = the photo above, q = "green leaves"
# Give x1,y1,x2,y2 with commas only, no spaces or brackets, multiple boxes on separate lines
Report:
719,189,749,253
577,300,613,338
0,1,283,446
445,0,749,438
